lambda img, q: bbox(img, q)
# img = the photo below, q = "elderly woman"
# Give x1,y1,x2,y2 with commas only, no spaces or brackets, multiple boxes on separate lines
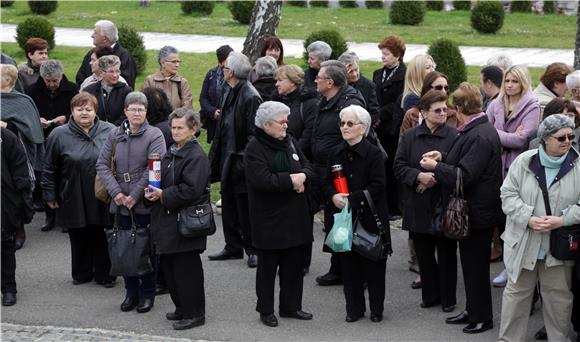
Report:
533,63,574,117
252,56,277,101
498,115,580,341
96,91,166,313
303,41,332,90
42,92,115,287
80,46,127,91
420,82,502,334
402,54,436,113
394,90,458,313
245,101,314,327
18,38,49,91
142,46,192,111
327,105,391,323
85,55,132,125
145,108,209,330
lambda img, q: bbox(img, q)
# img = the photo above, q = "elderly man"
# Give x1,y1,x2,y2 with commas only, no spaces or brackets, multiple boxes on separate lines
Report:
304,41,332,90
75,20,136,89
18,38,49,91
208,52,263,268
567,70,580,109
338,51,379,124
311,60,365,286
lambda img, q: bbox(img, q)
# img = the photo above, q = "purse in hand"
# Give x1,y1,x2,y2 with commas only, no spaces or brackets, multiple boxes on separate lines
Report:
351,190,393,261
95,141,116,203
177,185,216,238
441,168,469,240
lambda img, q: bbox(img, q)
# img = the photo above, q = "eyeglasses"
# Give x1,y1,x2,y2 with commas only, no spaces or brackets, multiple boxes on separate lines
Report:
432,85,449,91
339,121,361,128
126,108,146,113
271,119,288,125
315,75,331,81
551,134,576,142
165,60,181,64
104,69,121,75
429,107,448,114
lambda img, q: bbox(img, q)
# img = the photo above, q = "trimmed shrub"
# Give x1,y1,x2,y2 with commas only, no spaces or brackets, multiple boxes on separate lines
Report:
181,1,214,15
390,1,426,26
338,0,357,8
452,0,471,10
227,1,254,25
471,1,504,34
365,1,384,9
309,0,328,7
118,25,147,75
15,17,55,51
510,0,531,12
543,0,556,13
1,1,15,8
427,39,466,92
28,0,58,15
303,29,347,62
286,0,307,7
426,0,444,11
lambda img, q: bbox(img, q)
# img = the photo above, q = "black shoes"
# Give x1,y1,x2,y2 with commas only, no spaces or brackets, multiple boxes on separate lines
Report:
442,304,456,313
411,280,422,289
279,310,313,320
535,326,547,340
247,254,258,268
208,248,243,261
120,297,139,312
155,285,169,295
463,320,493,334
420,301,440,309
73,278,92,285
14,238,24,250
260,313,279,327
2,292,16,306
446,311,469,324
315,272,342,286
345,314,363,323
166,312,183,321
370,313,383,322
136,298,154,313
173,316,205,330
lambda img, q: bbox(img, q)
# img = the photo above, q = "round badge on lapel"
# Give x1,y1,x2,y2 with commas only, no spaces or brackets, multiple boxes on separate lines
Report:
292,153,299,161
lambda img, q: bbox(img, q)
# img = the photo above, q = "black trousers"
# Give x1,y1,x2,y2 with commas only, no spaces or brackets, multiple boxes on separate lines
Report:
316,162,341,276
1,239,16,294
256,245,305,314
161,251,205,318
459,227,493,322
221,190,254,255
412,232,457,307
338,252,387,317
378,133,400,216
68,226,113,283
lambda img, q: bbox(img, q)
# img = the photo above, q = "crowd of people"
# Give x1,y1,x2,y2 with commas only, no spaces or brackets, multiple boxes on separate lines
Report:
1,18,580,339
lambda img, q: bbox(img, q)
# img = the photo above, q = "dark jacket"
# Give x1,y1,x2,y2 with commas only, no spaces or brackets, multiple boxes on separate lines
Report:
372,63,406,137
434,115,503,229
76,43,137,89
154,120,173,149
272,86,319,157
17,61,40,92
84,81,132,126
199,66,225,143
245,130,315,250
393,122,457,234
351,75,379,125
209,80,263,193
303,67,318,91
26,74,79,138
1,128,33,239
311,85,366,166
150,139,210,255
42,119,114,228
252,77,276,102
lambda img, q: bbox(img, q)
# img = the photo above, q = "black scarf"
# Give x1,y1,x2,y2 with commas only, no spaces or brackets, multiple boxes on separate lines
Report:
255,128,290,172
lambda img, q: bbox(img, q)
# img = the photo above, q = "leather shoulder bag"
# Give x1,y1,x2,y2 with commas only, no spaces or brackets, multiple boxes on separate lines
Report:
95,141,116,203
352,190,393,261
441,168,469,240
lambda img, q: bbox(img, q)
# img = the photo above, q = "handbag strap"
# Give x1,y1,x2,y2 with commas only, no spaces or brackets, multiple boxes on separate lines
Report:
537,166,552,216
454,168,464,198
362,190,392,253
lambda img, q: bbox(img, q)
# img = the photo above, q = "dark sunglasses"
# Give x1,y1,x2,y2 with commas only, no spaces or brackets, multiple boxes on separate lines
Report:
433,84,449,91
339,121,361,128
430,107,448,114
551,134,576,142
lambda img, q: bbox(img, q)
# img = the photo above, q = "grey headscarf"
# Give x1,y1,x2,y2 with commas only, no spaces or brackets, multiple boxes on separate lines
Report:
537,114,575,142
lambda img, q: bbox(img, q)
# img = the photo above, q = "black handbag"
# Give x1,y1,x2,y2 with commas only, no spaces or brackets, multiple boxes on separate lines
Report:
352,190,393,261
105,211,153,277
441,168,469,240
177,188,217,238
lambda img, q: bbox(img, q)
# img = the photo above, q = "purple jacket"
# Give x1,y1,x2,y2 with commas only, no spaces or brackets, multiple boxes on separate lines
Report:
96,120,166,215
486,90,540,178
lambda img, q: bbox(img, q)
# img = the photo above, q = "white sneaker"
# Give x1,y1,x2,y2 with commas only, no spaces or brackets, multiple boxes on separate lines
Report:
492,269,507,287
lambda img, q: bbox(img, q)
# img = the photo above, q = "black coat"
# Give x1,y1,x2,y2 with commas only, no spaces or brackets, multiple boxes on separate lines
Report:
150,139,210,255
350,75,379,125
433,115,503,229
311,85,366,166
76,43,137,89
26,74,78,138
393,122,457,234
41,118,114,228
199,66,224,143
209,80,263,193
303,67,318,91
245,131,314,250
252,77,276,102
1,128,33,239
84,81,132,126
372,63,406,137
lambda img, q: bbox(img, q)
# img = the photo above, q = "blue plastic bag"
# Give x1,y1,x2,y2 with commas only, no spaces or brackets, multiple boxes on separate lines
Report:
324,200,353,252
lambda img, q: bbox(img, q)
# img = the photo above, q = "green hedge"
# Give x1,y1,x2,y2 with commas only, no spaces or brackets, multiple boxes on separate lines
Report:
390,1,426,26
427,39,467,91
16,16,55,51
303,29,347,62
471,1,505,34
118,25,147,75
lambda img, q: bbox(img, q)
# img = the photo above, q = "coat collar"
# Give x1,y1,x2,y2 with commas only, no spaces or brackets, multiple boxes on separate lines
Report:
335,138,373,158
528,147,579,186
151,70,182,82
416,121,452,138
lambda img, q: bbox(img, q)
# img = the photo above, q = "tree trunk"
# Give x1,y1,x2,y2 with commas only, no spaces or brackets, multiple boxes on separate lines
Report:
575,4,580,69
242,0,283,65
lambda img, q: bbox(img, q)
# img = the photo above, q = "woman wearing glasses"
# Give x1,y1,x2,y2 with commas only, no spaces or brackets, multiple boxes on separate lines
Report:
142,46,193,111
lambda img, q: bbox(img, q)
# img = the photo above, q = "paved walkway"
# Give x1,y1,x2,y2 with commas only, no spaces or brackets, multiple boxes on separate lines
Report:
0,24,573,67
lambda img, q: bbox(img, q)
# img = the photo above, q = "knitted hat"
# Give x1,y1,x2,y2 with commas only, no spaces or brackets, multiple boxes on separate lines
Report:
537,114,575,142
216,45,234,64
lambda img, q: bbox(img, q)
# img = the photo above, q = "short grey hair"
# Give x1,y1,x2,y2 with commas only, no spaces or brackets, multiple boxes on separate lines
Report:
225,52,252,80
95,20,118,44
339,105,371,137
566,70,580,90
98,55,120,71
158,45,178,65
39,60,64,79
337,51,359,66
486,53,513,71
124,91,148,109
254,56,277,78
254,101,290,128
320,60,347,87
168,108,200,130
307,41,332,62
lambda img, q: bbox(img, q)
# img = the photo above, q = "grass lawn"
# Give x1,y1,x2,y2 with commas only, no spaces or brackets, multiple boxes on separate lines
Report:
0,1,575,49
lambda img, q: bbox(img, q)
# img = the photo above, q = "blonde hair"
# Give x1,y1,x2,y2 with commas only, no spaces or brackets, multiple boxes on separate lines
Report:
275,64,304,86
0,64,18,90
402,54,433,108
499,65,532,115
